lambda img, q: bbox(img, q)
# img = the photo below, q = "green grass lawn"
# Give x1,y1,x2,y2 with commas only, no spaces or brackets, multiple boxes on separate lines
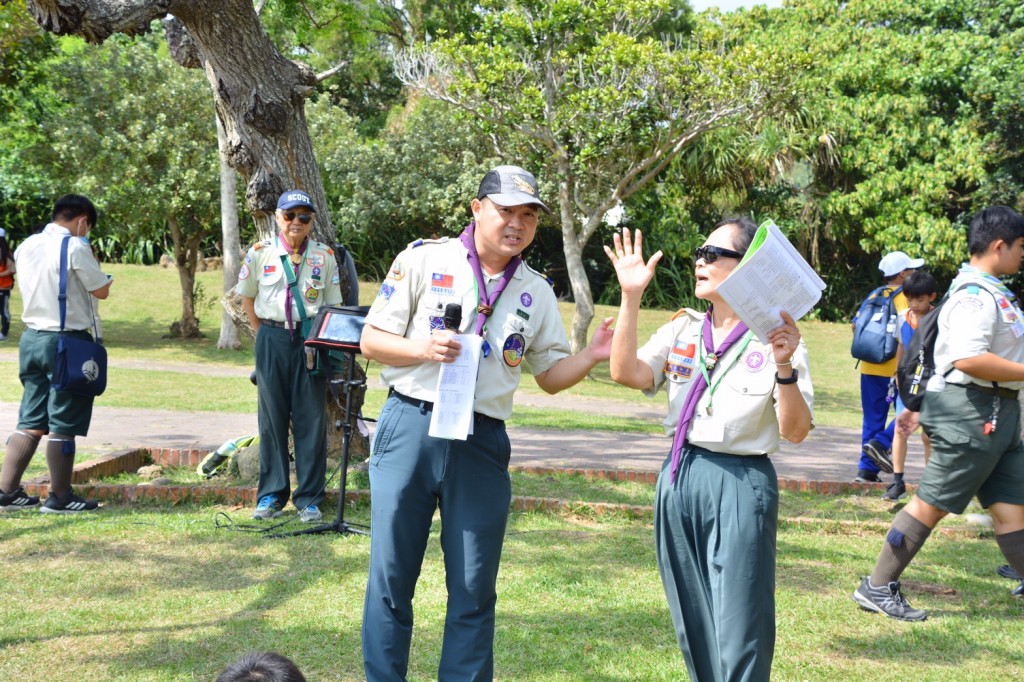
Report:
0,263,864,430
0,495,1021,681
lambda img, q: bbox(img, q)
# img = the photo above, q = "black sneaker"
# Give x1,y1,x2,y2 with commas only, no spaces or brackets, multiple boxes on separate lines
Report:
1013,581,1024,598
862,439,894,473
39,492,100,514
852,576,927,621
854,470,882,484
997,564,1023,581
0,487,40,511
881,480,906,501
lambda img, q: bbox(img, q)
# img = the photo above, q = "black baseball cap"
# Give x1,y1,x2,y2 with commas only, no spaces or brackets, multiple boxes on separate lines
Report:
476,165,550,214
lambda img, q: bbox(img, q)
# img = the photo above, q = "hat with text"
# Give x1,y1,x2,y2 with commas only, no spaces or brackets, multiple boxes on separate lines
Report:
878,251,925,277
477,165,551,214
277,190,315,212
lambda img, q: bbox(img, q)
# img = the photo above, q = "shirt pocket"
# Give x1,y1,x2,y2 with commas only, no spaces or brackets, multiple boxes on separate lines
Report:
419,293,465,332
721,367,777,437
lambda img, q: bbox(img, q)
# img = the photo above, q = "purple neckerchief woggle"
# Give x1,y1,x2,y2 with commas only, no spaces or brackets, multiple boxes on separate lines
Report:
667,308,750,482
458,222,522,357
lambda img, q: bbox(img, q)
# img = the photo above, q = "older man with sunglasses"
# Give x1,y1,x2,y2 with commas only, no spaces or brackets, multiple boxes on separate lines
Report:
238,189,343,522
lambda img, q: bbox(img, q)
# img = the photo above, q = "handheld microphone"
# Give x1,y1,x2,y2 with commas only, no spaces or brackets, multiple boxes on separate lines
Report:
443,303,462,331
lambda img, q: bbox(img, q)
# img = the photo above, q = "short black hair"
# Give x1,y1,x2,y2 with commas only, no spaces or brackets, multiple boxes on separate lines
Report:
215,652,307,682
51,194,97,228
901,270,937,297
967,206,1024,256
714,216,758,254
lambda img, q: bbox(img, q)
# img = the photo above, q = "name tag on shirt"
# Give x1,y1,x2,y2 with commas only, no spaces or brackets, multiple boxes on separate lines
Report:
689,414,725,443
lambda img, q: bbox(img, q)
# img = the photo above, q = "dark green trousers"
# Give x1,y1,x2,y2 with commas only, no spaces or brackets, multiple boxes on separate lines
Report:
254,325,327,508
655,445,778,682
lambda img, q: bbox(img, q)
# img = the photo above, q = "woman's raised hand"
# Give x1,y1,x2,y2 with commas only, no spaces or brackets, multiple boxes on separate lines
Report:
603,228,663,297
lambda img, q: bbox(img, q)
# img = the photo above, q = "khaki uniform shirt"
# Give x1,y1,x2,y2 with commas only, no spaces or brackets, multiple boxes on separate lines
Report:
366,237,570,421
237,235,343,324
637,308,815,455
936,278,1024,391
15,223,110,332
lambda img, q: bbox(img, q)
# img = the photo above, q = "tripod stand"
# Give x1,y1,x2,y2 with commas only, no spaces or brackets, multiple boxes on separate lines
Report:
271,351,370,538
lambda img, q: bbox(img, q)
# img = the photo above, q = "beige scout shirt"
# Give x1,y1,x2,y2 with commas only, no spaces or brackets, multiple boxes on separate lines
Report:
237,235,343,324
16,223,110,332
365,237,571,421
637,308,815,455
935,278,1024,391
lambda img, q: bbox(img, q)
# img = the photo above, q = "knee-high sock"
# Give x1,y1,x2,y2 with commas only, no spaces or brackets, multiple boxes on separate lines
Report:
1,431,42,494
996,529,1024,582
45,436,76,499
871,509,933,586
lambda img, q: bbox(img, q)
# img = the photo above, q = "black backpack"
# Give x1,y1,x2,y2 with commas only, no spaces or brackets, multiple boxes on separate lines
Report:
851,285,901,364
897,282,997,411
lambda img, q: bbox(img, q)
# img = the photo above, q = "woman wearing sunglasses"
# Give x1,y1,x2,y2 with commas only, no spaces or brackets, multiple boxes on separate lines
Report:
238,189,344,523
604,217,813,682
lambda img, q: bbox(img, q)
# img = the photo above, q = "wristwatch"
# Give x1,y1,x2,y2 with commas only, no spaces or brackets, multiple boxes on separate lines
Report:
776,369,799,385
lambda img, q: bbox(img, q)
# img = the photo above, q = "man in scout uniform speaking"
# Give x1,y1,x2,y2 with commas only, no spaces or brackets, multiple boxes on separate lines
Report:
238,190,342,522
358,165,613,681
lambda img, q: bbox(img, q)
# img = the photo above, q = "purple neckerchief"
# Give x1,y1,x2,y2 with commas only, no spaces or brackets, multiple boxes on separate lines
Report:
458,222,521,335
667,309,750,482
279,235,307,338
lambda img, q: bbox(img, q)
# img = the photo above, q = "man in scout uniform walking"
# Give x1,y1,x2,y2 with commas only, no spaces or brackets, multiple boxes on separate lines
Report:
359,165,613,681
853,206,1024,620
1,194,112,513
238,190,342,522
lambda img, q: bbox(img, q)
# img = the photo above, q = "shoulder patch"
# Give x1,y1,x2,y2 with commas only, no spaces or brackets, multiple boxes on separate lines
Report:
671,307,704,322
408,237,449,249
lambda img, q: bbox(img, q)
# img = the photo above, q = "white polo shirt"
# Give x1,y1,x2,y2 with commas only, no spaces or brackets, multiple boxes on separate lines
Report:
366,237,571,421
15,223,110,332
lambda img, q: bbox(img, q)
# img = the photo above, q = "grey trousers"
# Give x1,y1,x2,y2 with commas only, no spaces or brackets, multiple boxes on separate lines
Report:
655,445,779,682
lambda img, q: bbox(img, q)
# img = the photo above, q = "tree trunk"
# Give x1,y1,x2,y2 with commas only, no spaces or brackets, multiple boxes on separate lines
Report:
556,173,596,353
167,214,202,339
216,114,242,350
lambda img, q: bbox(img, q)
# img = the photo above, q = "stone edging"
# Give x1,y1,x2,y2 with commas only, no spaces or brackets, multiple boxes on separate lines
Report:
25,447,989,537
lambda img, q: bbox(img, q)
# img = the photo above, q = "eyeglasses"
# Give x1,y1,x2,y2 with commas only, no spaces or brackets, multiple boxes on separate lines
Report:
283,212,313,225
693,245,744,264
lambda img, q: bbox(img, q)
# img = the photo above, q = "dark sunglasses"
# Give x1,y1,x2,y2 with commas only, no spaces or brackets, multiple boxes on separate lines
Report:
284,211,313,225
693,245,744,264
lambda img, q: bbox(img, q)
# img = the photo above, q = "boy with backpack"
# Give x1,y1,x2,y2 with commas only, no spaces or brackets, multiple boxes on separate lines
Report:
851,251,924,483
883,270,938,501
852,206,1024,621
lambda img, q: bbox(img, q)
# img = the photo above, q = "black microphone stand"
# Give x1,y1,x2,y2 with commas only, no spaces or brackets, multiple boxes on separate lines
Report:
270,352,369,538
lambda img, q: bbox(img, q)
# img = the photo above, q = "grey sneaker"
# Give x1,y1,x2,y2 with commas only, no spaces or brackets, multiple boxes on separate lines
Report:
1013,581,1024,598
852,577,927,621
882,480,906,501
298,505,323,523
252,495,284,520
0,487,40,511
863,439,894,473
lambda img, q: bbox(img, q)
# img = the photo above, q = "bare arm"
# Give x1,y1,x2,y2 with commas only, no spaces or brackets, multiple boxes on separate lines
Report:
533,317,613,393
953,353,1024,383
767,311,812,443
242,296,259,333
360,323,462,367
603,228,661,390
90,278,112,300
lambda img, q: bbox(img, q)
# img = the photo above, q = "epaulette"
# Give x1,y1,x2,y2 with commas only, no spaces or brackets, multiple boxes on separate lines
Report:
671,307,704,322
523,262,555,288
327,247,335,256
408,237,449,249
252,239,270,251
